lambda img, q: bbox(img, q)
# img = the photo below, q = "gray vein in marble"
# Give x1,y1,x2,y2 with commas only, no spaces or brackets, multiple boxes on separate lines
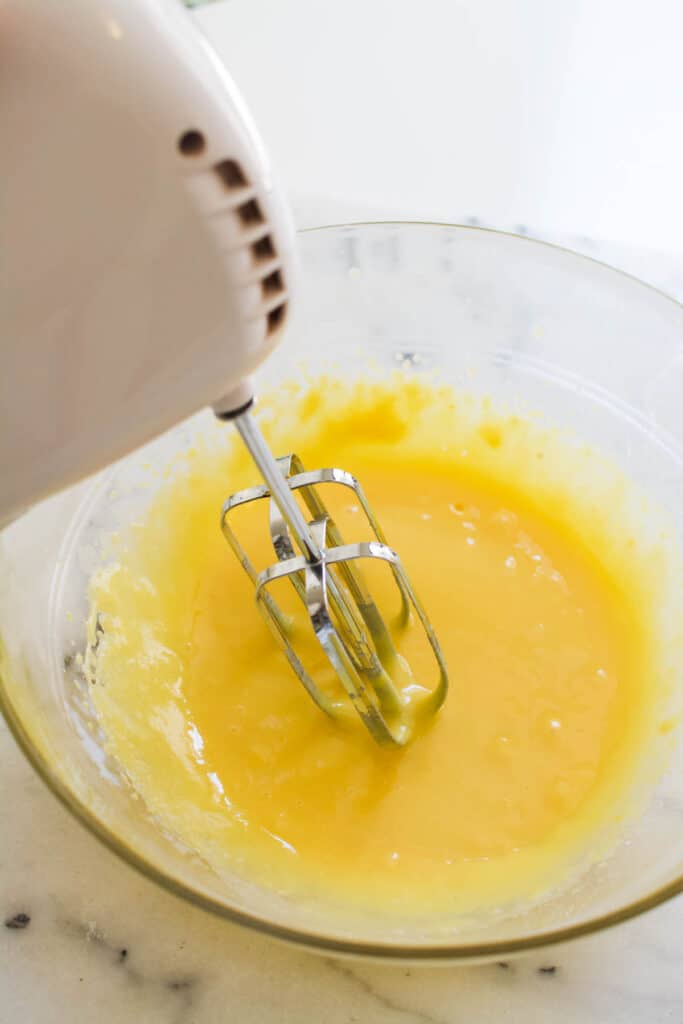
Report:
164,977,199,1024
59,916,204,1022
325,959,452,1024
60,916,144,985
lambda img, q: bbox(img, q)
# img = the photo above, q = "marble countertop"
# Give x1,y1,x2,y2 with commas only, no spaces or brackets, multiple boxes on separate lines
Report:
3,228,683,1023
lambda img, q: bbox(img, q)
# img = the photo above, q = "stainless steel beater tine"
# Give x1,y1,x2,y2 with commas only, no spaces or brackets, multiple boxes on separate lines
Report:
266,462,412,710
221,483,270,584
254,523,448,746
231,419,396,694
285,466,411,626
267,466,401,693
324,541,449,719
222,409,449,745
269,455,303,563
221,482,296,640
268,456,307,606
223,463,410,630
220,458,400,700
303,518,407,742
229,420,409,734
256,528,407,746
254,567,344,719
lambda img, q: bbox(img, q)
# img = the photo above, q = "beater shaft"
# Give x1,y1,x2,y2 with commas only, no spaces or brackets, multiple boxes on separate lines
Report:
234,413,322,565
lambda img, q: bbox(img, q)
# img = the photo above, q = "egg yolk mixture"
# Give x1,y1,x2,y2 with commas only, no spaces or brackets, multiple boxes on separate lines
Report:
88,378,672,916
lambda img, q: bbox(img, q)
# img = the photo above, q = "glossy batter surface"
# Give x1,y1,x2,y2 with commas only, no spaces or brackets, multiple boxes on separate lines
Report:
88,379,667,915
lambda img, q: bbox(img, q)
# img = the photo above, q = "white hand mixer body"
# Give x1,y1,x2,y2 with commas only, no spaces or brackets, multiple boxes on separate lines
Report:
1,0,448,744
1,0,295,527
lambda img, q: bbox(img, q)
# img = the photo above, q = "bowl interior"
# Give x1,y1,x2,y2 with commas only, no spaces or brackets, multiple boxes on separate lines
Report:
3,223,683,959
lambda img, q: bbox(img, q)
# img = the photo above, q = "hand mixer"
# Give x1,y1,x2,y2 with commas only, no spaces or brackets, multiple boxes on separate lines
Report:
1,0,448,745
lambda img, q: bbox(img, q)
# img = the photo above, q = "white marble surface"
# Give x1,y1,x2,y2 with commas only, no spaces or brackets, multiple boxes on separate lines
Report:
3,231,683,1023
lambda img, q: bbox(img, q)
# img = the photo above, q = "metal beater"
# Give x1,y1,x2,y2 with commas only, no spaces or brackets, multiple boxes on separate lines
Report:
220,406,449,747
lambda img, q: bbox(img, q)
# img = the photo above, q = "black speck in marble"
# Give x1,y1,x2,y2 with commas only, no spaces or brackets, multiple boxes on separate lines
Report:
5,912,30,930
166,975,197,1012
538,965,557,976
118,948,128,963
63,653,74,669
496,961,510,970
167,977,195,992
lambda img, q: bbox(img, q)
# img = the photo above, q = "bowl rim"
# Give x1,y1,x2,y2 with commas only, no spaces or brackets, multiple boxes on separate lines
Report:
2,220,683,962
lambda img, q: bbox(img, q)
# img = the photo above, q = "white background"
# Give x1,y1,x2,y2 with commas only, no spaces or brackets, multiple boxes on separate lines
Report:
197,0,683,256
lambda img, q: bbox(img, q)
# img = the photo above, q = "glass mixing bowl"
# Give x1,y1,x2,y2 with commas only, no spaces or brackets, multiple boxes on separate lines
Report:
2,222,683,962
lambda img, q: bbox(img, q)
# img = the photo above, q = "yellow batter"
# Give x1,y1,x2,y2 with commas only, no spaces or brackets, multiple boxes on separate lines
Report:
87,377,673,916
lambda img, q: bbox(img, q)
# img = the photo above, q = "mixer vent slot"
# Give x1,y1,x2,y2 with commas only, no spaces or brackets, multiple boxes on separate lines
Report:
236,199,264,227
178,129,206,156
252,235,276,263
204,156,285,332
267,302,287,335
214,159,247,190
261,269,284,299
